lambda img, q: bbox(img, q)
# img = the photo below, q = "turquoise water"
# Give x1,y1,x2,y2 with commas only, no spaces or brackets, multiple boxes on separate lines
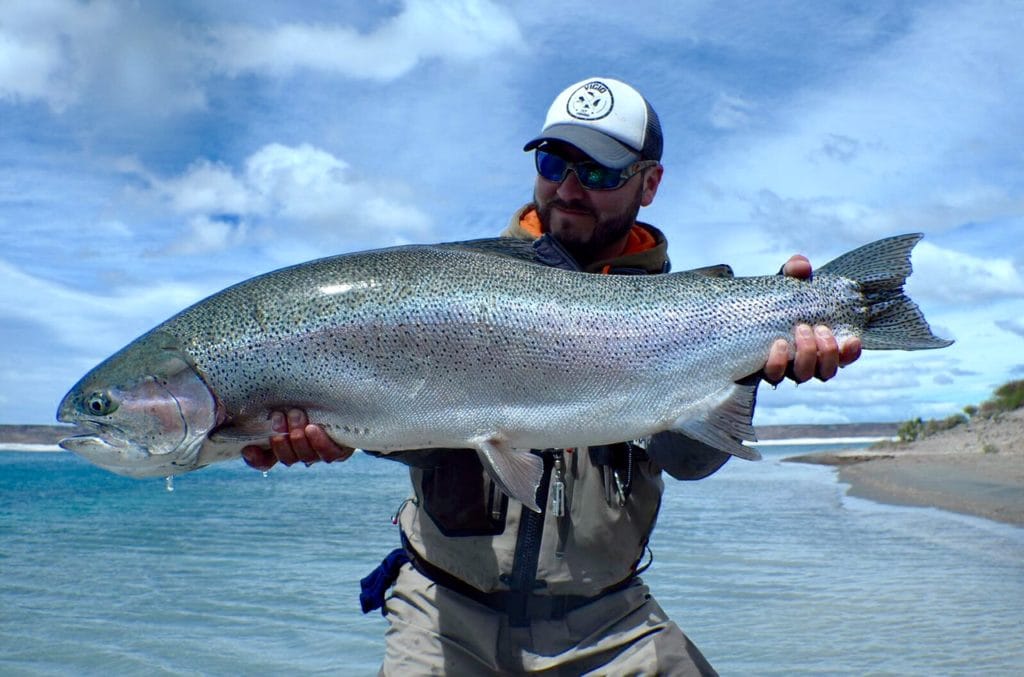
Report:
1,446,1021,676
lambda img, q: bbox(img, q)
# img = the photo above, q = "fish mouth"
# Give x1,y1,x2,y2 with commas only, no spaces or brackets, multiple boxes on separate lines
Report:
57,421,171,478
57,419,126,449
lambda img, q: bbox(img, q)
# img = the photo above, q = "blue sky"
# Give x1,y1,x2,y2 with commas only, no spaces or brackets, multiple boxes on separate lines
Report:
1,0,1022,426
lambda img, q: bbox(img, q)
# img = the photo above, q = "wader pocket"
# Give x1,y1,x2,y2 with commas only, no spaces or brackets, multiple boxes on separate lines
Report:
421,452,508,537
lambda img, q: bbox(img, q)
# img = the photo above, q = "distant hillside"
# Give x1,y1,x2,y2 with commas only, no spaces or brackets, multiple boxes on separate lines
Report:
1,422,900,446
756,422,898,440
0,425,78,445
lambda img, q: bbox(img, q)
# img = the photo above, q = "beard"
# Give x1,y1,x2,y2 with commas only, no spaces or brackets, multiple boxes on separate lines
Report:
534,183,644,263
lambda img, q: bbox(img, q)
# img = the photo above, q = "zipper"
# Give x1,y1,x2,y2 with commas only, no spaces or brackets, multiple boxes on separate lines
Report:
503,451,554,627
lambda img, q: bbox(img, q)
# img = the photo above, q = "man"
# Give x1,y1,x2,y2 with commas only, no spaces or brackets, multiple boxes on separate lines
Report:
243,77,860,675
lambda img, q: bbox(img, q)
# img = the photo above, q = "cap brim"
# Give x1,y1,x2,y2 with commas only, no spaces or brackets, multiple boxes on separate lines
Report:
523,123,640,168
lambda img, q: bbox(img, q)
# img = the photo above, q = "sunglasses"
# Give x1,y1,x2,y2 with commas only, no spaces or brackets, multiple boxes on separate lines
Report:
535,150,658,191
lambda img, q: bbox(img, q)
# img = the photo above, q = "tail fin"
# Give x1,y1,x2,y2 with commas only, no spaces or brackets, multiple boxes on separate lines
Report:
818,233,953,350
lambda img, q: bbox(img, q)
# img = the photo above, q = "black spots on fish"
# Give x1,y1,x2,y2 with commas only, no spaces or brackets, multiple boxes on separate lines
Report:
163,245,681,418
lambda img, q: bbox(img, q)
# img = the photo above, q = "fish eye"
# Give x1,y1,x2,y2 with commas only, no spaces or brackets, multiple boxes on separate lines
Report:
85,391,117,416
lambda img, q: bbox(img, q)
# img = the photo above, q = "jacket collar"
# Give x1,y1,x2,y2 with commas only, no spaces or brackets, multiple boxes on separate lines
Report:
501,204,670,274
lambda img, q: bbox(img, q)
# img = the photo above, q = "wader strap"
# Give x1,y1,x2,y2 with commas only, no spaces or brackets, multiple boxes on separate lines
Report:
401,534,637,623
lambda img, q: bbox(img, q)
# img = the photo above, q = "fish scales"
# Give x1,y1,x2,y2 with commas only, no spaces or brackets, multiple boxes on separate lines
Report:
182,248,686,437
57,234,951,511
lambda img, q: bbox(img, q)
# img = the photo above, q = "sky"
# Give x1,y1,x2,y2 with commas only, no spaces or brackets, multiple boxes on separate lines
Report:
1,0,1022,427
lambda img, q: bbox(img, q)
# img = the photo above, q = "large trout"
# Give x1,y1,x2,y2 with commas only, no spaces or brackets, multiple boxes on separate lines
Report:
57,234,951,510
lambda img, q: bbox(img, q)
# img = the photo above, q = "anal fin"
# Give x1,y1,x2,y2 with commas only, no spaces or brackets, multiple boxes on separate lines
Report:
472,434,544,512
672,376,762,462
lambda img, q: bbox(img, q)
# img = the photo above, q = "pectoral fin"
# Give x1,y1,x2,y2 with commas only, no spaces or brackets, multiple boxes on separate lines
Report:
671,377,762,462
472,434,544,512
208,418,275,444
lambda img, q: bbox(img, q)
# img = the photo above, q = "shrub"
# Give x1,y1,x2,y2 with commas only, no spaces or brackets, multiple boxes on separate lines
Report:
974,380,1024,419
897,417,924,443
993,380,1024,412
895,380,1020,441
923,413,968,437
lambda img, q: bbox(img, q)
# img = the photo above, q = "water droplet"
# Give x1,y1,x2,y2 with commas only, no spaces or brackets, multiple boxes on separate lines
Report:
165,475,174,492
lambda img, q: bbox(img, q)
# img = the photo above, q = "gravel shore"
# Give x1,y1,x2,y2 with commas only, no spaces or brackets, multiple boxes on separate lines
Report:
786,408,1024,526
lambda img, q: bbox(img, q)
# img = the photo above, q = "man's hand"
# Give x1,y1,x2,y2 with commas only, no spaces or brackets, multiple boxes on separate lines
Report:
763,254,863,384
241,408,355,471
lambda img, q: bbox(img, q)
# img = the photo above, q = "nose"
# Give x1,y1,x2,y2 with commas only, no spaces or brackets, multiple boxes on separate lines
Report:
555,169,586,201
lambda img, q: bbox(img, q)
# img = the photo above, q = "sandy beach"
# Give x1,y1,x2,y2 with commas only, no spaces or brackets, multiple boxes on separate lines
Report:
787,408,1024,526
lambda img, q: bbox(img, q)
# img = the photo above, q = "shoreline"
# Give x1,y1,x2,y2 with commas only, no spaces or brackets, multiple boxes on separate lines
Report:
0,443,65,453
752,436,894,447
786,409,1024,527
0,436,894,458
7,418,1022,527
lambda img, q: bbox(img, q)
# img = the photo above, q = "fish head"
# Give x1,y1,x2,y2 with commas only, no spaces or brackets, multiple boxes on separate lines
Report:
56,332,220,478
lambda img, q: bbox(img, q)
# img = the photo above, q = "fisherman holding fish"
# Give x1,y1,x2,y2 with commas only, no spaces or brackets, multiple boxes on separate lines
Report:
242,78,861,675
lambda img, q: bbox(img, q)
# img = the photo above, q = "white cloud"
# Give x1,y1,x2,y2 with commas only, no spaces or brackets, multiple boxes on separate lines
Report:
749,191,894,244
161,160,254,215
709,93,756,131
996,319,1024,340
0,0,112,108
165,215,251,256
667,0,1024,264
244,143,352,222
0,258,206,356
0,20,64,103
139,143,430,254
0,0,205,113
745,186,1024,254
0,257,221,424
211,0,523,80
754,403,853,426
0,0,522,117
749,320,1004,426
909,241,1024,305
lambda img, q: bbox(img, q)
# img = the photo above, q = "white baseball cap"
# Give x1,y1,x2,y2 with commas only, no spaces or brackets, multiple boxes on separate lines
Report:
523,77,663,169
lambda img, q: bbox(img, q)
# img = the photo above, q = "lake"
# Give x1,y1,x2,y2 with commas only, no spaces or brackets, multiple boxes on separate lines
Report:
1,445,1021,675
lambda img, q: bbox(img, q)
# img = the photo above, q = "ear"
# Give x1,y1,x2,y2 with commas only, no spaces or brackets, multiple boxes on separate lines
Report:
640,164,663,207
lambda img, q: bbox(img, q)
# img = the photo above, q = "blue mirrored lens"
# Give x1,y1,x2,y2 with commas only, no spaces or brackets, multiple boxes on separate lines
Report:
535,150,623,190
536,151,569,182
577,164,619,190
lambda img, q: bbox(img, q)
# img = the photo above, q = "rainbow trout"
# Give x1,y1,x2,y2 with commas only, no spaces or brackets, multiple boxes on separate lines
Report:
57,234,951,510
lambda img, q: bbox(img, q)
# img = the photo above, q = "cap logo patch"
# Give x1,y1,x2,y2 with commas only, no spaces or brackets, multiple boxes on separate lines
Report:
566,81,613,121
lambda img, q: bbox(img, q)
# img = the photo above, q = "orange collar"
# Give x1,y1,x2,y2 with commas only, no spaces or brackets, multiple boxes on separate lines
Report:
621,223,658,255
